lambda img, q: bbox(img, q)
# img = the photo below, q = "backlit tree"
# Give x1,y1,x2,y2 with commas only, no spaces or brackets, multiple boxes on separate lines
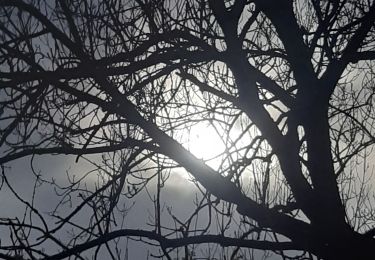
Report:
1,0,375,259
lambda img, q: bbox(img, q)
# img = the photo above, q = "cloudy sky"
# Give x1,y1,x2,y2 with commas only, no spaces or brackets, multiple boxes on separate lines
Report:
0,143,288,259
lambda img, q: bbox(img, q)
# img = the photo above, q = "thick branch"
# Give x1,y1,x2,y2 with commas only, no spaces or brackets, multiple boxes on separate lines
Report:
0,139,159,165
42,229,301,260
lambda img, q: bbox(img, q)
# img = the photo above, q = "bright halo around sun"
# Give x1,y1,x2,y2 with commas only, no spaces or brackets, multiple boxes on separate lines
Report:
186,122,226,167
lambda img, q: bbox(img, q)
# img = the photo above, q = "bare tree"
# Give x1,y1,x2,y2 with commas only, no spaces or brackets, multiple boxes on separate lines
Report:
1,0,375,259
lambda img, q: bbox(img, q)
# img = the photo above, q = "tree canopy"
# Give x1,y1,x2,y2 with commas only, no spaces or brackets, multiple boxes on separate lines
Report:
1,0,375,259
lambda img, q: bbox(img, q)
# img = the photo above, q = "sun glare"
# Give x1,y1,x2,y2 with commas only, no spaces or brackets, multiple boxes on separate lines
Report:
187,123,226,166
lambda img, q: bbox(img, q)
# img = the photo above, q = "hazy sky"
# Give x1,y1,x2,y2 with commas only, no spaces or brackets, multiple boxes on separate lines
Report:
0,151,287,259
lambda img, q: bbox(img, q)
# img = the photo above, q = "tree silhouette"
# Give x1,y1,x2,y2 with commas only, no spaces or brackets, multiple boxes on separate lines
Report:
1,0,375,259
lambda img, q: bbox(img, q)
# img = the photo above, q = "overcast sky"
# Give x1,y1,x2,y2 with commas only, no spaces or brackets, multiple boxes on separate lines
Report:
0,150,290,259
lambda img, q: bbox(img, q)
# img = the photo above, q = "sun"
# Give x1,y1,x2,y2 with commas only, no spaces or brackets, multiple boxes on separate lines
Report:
186,122,226,166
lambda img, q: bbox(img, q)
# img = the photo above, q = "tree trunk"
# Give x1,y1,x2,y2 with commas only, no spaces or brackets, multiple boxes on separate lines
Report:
314,229,375,260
